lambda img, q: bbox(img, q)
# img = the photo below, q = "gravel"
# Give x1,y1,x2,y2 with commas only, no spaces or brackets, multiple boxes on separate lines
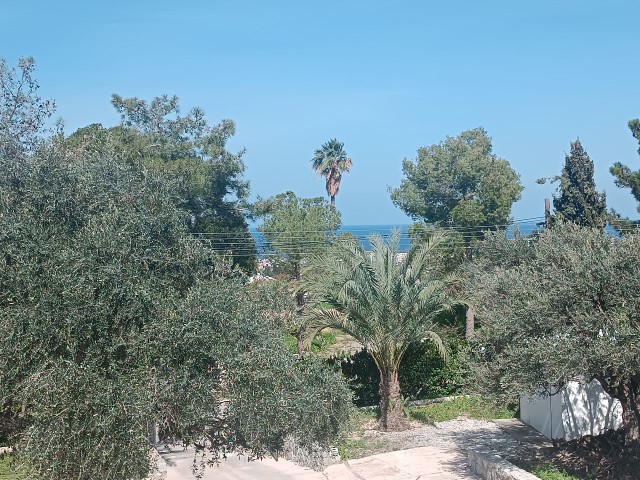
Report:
355,417,528,459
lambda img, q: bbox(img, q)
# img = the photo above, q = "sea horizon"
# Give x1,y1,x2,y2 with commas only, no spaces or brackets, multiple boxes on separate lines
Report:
251,220,544,254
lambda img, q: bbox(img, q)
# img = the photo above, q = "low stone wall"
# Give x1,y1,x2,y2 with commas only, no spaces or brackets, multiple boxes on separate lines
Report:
468,450,539,480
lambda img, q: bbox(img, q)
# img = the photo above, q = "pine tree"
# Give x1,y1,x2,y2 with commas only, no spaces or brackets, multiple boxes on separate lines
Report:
553,139,607,228
610,119,640,210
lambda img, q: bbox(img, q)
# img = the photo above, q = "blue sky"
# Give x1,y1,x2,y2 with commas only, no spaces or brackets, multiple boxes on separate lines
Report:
3,0,639,224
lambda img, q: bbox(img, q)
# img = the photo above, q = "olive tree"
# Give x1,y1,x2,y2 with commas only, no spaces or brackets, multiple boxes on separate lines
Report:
0,144,351,479
470,225,640,445
0,57,55,158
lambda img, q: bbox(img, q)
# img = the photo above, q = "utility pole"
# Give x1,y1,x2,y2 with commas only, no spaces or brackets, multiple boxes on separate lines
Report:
545,198,551,229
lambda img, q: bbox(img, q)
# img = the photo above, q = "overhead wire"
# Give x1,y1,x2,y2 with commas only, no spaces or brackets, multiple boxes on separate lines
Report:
186,216,556,257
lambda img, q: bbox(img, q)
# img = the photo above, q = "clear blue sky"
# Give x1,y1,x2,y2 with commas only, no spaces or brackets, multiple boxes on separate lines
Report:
3,0,639,224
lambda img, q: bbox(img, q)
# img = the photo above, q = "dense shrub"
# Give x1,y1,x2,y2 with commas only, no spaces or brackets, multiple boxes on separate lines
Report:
330,339,469,407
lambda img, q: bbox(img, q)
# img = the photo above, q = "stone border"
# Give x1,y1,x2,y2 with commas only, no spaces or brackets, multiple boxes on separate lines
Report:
360,394,469,410
468,450,539,480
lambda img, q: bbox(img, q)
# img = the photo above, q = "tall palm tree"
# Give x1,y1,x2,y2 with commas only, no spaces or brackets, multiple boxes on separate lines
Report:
310,138,352,207
303,230,464,431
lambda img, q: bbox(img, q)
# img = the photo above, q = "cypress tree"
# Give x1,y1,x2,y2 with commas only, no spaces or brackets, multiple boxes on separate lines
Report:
553,139,607,228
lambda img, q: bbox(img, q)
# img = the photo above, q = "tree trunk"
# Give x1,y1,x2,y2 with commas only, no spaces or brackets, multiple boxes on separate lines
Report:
464,237,475,340
615,377,640,445
465,307,475,341
294,263,305,356
330,195,335,208
598,375,640,445
296,325,305,356
378,368,408,431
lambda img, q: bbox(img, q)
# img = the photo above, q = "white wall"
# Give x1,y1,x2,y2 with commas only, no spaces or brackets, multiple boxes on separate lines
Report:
561,379,623,441
520,379,623,441
520,390,564,440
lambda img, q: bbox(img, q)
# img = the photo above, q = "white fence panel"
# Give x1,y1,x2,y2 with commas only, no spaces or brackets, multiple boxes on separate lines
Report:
561,379,623,440
520,379,622,441
520,391,564,439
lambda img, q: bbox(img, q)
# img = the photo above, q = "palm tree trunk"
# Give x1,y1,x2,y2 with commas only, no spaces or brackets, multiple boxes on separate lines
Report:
379,367,407,431
296,326,305,356
330,194,335,208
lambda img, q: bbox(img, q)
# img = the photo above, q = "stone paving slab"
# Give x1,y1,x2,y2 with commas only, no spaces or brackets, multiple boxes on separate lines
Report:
164,445,481,480
324,446,480,480
492,419,554,450
162,447,326,480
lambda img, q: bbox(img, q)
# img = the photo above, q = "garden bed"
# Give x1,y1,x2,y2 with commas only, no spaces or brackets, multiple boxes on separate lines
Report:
509,429,640,480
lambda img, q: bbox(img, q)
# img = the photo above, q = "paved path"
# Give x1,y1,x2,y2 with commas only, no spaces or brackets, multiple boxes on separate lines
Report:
325,446,479,479
163,445,479,480
162,447,325,480
161,419,548,479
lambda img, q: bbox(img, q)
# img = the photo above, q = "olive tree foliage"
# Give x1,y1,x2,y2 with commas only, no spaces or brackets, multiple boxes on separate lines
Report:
0,60,351,479
469,225,640,445
0,140,351,478
66,94,255,270
303,230,464,431
0,57,55,158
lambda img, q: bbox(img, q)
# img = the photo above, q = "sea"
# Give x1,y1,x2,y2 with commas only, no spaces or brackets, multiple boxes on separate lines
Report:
250,221,543,254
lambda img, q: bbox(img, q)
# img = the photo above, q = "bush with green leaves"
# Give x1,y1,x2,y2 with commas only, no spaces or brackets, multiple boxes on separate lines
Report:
330,339,469,407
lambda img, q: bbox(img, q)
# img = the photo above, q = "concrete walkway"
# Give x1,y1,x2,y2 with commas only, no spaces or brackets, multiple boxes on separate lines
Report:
162,447,326,480
492,418,554,452
163,445,479,479
325,446,479,480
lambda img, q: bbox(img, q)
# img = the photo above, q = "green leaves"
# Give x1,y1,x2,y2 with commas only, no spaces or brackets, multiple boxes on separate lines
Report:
610,119,640,214
255,191,341,279
0,57,56,158
0,148,351,478
390,127,523,236
471,225,640,423
553,139,607,228
67,94,255,271
304,230,464,400
310,138,352,205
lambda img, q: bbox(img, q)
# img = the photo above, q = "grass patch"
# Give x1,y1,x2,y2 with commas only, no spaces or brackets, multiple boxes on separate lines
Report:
408,396,516,423
284,330,337,354
0,454,28,480
530,464,580,480
335,409,387,460
310,330,337,352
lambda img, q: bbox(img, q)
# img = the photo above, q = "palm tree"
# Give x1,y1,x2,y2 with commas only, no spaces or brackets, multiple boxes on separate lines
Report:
303,230,464,431
310,138,352,207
